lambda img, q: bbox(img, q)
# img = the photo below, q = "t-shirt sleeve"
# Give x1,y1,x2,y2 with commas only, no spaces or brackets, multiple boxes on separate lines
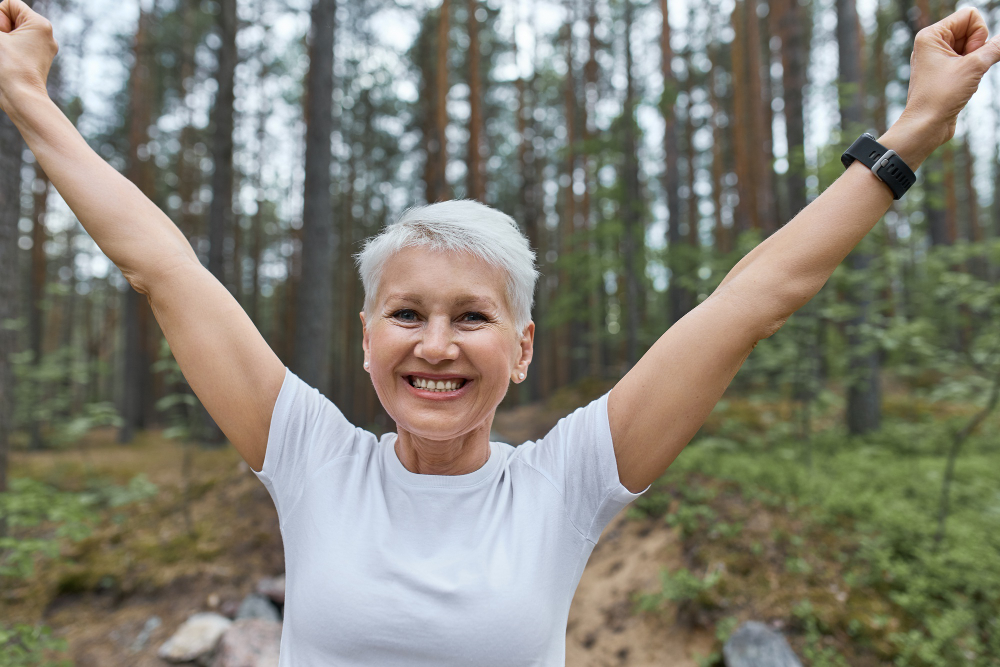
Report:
252,367,364,521
514,391,649,543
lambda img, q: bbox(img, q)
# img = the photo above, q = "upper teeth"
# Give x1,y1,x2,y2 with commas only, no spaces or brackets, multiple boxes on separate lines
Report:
411,377,463,392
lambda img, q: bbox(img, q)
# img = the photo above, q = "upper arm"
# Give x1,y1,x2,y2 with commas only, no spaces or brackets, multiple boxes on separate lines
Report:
143,260,285,473
607,283,781,493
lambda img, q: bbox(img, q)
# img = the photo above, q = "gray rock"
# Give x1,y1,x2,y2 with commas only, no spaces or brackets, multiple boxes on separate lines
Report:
129,615,161,653
236,593,281,622
212,619,282,667
256,574,285,605
723,621,802,667
157,612,232,663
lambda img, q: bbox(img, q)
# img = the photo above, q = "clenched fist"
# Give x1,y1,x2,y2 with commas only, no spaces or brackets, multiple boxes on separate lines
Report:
0,0,58,114
901,7,1000,147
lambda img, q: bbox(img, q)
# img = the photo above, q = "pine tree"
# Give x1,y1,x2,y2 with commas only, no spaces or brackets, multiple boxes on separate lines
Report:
293,0,337,395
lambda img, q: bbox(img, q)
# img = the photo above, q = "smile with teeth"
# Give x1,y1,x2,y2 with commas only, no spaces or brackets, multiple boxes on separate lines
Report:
409,376,467,392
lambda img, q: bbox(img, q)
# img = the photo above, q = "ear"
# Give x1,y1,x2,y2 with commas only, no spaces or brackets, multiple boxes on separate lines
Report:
511,321,535,383
359,311,370,371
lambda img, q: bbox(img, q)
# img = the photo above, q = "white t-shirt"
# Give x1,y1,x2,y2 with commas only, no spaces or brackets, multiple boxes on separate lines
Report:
252,368,647,666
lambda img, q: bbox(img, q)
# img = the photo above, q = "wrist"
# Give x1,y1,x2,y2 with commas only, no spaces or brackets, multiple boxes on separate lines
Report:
1,82,53,129
876,113,945,171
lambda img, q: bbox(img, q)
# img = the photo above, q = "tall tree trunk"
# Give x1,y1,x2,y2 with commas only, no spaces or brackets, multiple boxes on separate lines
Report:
209,0,237,289
425,0,451,202
622,0,642,368
250,99,267,328
942,141,957,245
0,61,27,527
28,163,49,449
516,35,542,399
661,0,685,325
293,0,337,395
556,15,575,388
176,0,200,243
961,137,987,278
120,5,158,444
466,0,484,201
776,0,809,221
707,40,728,254
837,0,881,434
747,0,776,235
730,0,755,233
200,0,239,443
584,0,603,378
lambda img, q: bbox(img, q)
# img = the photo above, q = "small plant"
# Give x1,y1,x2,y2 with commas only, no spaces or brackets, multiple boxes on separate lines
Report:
634,566,723,613
0,623,71,667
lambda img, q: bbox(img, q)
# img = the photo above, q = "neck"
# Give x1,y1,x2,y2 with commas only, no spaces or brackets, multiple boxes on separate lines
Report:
394,420,494,476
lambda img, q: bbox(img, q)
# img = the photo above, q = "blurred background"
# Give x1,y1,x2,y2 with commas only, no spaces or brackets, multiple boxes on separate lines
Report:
1,0,999,663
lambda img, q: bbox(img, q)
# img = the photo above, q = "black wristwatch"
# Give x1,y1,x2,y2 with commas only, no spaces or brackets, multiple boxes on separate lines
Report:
841,133,916,200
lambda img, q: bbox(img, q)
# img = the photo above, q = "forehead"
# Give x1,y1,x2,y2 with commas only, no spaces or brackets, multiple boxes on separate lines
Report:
377,246,508,309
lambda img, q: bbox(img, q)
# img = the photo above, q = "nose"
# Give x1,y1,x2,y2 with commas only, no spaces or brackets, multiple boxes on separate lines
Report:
415,315,459,364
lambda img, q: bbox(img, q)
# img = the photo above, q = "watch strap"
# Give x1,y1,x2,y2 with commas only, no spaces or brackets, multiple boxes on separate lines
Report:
841,133,915,200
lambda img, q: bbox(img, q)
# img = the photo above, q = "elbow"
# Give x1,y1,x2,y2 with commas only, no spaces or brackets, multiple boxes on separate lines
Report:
757,277,821,339
723,270,818,342
124,254,202,300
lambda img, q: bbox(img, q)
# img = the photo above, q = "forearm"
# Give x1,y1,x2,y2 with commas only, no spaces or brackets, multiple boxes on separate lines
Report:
715,115,941,331
5,85,198,292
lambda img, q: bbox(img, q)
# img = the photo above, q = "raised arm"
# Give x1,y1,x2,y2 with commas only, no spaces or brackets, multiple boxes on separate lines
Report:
0,0,284,471
608,8,1000,493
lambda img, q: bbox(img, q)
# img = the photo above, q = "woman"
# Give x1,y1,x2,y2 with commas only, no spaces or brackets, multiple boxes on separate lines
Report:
1,1,997,663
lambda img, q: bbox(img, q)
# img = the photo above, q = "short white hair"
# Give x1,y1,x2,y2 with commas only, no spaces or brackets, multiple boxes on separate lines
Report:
355,200,538,332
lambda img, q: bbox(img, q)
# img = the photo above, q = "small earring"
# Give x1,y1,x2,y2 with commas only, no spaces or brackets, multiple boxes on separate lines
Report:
364,361,369,369
518,373,525,380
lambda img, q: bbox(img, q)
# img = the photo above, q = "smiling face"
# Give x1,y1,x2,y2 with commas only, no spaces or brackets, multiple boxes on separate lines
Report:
361,246,534,442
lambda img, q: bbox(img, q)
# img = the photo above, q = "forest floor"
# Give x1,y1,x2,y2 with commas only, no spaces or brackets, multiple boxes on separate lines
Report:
4,398,717,667
6,385,995,665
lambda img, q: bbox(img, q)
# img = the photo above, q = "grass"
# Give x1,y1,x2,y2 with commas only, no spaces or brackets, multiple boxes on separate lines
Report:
628,393,1000,666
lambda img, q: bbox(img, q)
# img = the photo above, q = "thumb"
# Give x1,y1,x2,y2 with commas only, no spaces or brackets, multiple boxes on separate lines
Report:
976,34,1000,70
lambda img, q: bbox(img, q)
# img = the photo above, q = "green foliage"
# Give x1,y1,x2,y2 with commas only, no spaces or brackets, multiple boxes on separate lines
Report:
0,475,159,579
0,471,157,665
11,344,120,448
0,623,70,667
670,414,1000,667
634,566,722,614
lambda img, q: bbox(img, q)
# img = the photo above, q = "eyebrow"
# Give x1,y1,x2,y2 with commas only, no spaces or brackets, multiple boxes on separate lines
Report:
384,293,500,310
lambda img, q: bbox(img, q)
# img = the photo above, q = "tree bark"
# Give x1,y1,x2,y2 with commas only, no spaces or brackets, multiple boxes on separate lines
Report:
621,0,642,368
777,0,809,221
466,0,484,201
0,72,26,521
584,0,603,378
837,0,881,434
425,0,451,202
28,163,49,449
747,0,776,235
208,0,237,288
293,0,337,395
730,0,754,233
707,40,728,254
119,5,158,444
661,0,685,325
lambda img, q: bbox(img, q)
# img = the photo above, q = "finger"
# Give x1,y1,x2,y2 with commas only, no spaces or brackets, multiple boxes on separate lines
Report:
0,0,11,33
3,0,35,31
930,7,987,54
956,8,990,55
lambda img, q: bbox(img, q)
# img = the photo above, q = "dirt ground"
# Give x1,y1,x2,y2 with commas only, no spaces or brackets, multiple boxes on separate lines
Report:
7,401,713,665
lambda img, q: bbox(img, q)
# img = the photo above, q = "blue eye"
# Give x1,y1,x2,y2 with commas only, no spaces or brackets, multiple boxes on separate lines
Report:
461,312,487,322
392,309,418,321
